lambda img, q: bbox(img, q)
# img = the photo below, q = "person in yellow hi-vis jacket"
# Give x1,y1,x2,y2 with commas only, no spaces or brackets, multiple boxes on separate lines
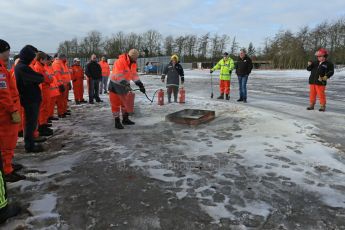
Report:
210,52,235,100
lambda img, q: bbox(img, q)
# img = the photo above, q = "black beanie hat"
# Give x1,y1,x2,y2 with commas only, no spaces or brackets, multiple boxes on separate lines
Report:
0,39,10,53
19,45,36,64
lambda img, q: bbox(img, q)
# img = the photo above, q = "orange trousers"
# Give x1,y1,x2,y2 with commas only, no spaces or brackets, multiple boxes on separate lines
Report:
109,92,127,118
0,121,19,175
219,80,230,94
309,84,326,106
57,88,69,115
48,96,58,118
38,88,51,125
73,79,84,101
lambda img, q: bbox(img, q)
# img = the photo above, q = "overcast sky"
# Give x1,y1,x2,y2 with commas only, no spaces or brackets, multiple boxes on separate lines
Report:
1,0,345,53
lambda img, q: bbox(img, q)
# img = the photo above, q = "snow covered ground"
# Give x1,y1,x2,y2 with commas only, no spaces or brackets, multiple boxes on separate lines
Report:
3,69,345,229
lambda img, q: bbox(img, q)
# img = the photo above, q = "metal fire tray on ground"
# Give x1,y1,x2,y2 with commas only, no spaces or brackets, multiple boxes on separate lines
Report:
165,109,215,126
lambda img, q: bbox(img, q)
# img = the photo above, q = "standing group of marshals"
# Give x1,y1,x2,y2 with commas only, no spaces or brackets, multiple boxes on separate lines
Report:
0,35,335,224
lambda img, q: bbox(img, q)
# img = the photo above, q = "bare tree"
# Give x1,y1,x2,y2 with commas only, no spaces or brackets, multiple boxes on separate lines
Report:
164,35,175,56
174,36,186,56
142,30,162,56
230,37,239,56
247,42,256,56
197,33,210,58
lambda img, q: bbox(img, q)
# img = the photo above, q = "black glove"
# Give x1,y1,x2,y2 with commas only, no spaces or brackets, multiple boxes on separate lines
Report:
210,70,213,74
135,81,146,94
58,84,65,93
181,76,184,84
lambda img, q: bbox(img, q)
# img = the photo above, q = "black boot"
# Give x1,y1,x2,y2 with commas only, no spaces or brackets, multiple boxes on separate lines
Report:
319,105,326,112
0,204,21,224
25,144,44,153
237,97,243,102
49,116,59,121
225,94,230,100
12,163,24,172
306,104,315,110
4,172,26,183
243,98,247,103
38,126,53,136
115,118,124,129
217,93,224,99
34,136,47,143
122,113,135,125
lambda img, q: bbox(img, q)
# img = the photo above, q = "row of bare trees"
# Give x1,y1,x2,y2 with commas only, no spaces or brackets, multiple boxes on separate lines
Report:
262,17,345,68
57,16,345,68
57,30,249,61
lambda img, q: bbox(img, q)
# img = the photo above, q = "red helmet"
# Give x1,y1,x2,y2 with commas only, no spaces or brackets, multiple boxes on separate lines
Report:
315,48,328,57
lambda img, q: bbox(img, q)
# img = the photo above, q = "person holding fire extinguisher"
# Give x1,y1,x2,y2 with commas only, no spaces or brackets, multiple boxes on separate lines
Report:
161,54,184,103
108,49,146,129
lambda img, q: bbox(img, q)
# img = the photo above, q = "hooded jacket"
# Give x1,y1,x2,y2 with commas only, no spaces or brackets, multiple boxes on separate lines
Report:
108,54,142,94
307,60,334,86
162,61,184,87
15,45,44,105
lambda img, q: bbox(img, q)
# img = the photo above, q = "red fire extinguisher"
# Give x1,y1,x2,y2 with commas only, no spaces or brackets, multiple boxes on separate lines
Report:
125,91,135,114
158,89,164,106
179,87,185,103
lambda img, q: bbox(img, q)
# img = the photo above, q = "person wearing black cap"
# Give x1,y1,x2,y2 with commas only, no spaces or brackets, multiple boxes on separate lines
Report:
210,52,235,100
0,38,22,224
15,45,45,153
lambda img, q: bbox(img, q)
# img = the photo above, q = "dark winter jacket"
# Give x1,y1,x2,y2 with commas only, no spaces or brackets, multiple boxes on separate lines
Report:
15,45,44,105
307,60,334,86
85,60,102,80
162,61,184,87
235,55,253,76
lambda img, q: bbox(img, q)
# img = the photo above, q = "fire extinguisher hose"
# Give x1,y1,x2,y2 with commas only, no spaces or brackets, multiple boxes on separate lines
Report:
132,88,160,104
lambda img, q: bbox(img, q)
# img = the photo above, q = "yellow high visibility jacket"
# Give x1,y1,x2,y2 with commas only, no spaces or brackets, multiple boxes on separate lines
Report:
211,58,235,80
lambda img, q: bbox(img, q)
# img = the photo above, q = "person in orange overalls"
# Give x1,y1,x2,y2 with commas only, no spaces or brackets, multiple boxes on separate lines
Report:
99,56,110,94
0,39,27,183
108,49,146,129
52,54,70,118
0,40,22,222
46,55,60,121
71,58,85,104
34,52,54,136
10,55,24,137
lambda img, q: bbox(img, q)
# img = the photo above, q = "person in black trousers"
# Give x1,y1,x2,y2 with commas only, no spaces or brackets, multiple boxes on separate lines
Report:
15,45,44,153
85,54,103,104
